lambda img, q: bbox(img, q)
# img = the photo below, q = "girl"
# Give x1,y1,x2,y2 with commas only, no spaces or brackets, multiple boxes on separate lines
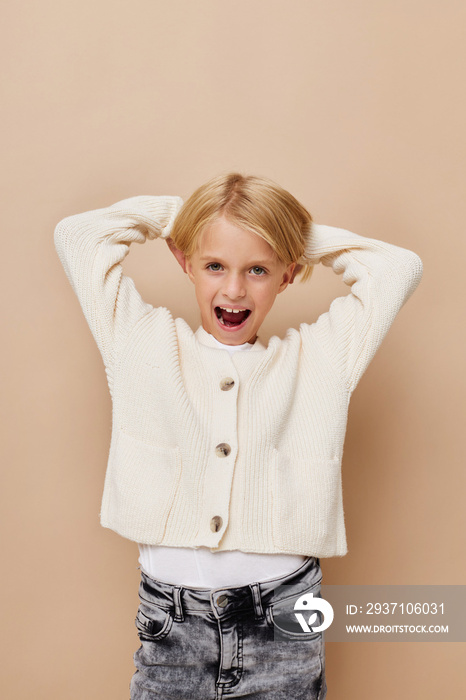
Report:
54,172,423,699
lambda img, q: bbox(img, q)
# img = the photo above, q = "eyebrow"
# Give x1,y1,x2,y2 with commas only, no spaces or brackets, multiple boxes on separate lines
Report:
199,255,276,266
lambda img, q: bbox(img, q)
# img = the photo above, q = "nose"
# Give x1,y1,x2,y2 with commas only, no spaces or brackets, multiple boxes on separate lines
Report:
222,272,246,301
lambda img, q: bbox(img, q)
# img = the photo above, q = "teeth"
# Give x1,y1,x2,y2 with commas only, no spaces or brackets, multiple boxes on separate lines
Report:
219,307,248,313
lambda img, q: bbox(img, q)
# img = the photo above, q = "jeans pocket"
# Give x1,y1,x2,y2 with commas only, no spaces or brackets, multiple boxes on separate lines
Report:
265,579,324,642
135,603,174,642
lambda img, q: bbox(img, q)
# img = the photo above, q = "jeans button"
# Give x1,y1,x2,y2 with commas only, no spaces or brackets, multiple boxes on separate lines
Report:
216,594,229,607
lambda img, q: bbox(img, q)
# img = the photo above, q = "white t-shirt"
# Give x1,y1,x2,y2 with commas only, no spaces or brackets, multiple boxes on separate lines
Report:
138,330,306,588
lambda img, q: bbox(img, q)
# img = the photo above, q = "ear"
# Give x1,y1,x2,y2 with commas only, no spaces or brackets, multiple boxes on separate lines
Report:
277,262,297,293
166,238,187,273
289,262,303,285
185,258,195,283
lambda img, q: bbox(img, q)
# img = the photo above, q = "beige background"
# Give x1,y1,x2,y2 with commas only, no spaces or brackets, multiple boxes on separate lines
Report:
1,1,465,698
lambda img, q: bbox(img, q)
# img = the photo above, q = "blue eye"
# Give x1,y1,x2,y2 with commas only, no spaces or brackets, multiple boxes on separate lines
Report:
251,266,266,276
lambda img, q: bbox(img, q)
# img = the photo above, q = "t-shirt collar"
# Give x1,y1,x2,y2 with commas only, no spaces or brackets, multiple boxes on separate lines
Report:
194,325,267,352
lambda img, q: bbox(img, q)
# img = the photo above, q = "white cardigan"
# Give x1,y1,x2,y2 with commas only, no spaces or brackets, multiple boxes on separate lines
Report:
54,195,423,557
138,334,307,587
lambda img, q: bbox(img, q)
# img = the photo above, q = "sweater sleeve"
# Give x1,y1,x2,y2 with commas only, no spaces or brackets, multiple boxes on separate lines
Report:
54,195,184,384
302,223,424,394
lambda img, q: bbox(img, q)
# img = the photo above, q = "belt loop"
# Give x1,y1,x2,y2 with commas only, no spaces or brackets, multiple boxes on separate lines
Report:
249,582,264,620
172,586,185,623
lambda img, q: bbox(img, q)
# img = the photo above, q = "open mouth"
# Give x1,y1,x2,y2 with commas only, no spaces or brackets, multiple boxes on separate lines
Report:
215,306,251,328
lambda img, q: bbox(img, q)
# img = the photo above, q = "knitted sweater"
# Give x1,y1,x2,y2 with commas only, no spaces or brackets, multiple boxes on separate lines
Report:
54,195,423,557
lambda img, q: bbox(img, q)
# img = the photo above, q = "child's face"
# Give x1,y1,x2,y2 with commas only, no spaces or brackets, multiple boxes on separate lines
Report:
185,215,296,345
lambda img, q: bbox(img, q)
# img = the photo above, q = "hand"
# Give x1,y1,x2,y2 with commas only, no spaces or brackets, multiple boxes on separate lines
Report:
166,237,187,273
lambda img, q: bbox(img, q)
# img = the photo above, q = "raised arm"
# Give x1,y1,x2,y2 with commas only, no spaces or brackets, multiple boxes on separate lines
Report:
54,195,184,385
302,223,424,394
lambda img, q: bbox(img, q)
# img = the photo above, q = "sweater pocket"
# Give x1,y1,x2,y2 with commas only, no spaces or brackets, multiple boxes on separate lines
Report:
101,429,182,542
270,449,343,555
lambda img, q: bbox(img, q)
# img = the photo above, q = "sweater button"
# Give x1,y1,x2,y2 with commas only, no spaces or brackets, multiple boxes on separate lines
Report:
215,443,231,457
220,377,235,391
210,516,223,532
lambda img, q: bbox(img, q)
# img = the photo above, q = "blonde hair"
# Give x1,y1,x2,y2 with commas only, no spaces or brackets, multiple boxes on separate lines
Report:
170,172,314,283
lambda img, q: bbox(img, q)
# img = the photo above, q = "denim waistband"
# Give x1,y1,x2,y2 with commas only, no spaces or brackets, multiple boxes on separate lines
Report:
138,556,322,623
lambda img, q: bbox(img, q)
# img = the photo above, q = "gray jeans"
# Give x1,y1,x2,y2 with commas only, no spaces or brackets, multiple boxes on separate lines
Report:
130,555,327,700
